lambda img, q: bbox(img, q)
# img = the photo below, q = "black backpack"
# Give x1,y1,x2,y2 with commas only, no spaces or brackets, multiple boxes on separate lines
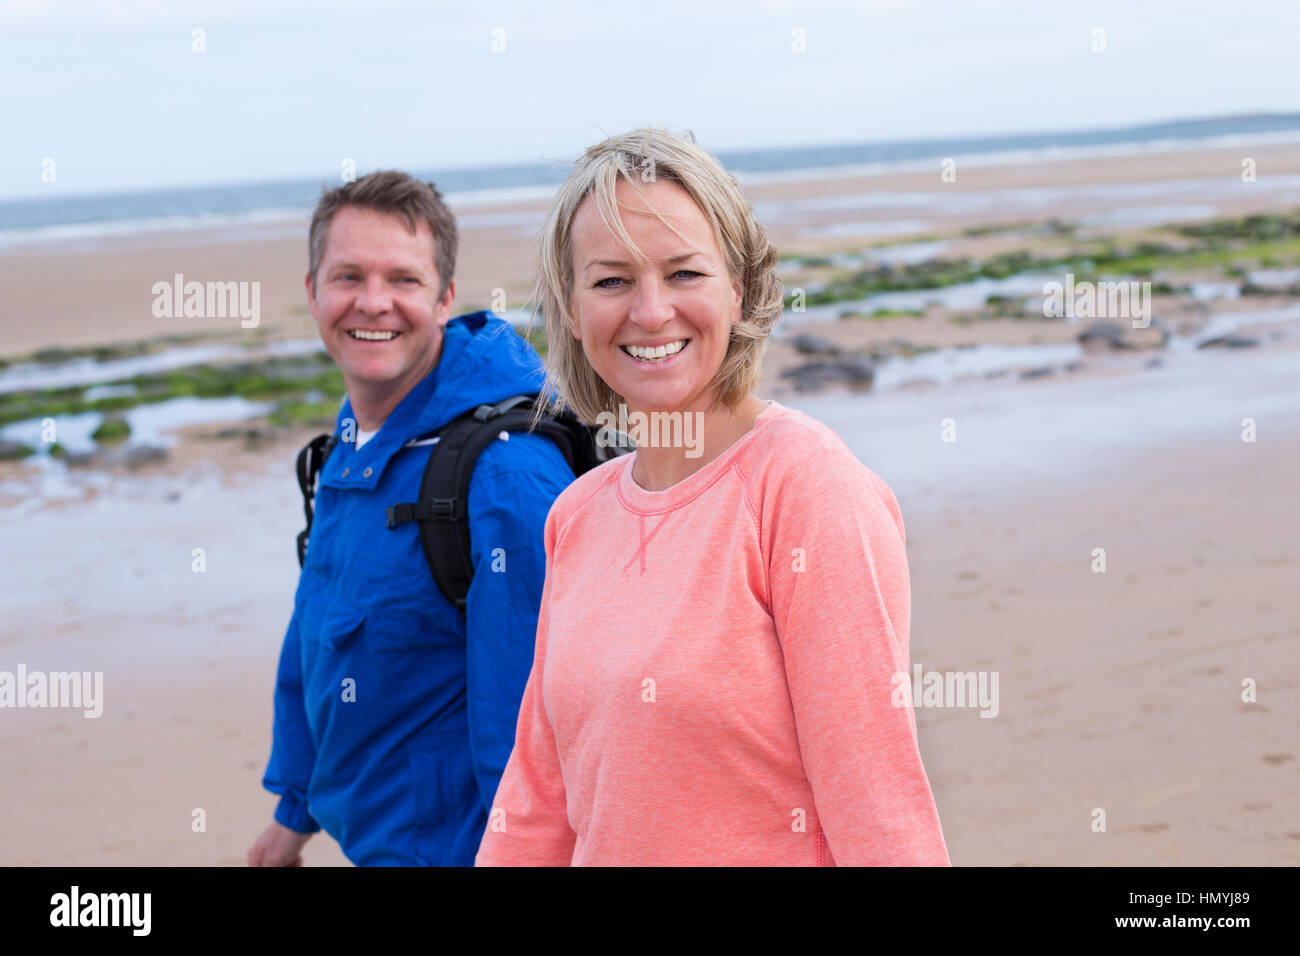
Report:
295,395,630,615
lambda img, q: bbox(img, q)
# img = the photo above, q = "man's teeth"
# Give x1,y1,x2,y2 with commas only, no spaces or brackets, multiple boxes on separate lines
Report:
622,340,687,361
349,330,398,341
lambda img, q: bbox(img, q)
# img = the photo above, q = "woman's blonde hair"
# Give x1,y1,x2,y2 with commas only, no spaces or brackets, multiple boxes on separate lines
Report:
531,128,783,423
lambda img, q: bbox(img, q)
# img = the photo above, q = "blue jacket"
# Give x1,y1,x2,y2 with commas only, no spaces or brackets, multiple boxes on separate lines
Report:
262,311,574,865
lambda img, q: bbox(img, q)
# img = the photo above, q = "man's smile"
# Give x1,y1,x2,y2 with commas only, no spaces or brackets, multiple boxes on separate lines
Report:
347,329,401,341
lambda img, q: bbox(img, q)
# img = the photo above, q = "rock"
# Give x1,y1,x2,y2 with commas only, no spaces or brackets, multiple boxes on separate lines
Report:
1197,334,1260,349
64,451,103,469
91,416,132,444
120,445,169,468
1019,366,1055,380
788,334,842,357
1064,360,1085,372
780,357,876,393
1125,319,1171,349
1077,319,1169,351
215,426,273,443
0,439,35,461
1145,357,1164,368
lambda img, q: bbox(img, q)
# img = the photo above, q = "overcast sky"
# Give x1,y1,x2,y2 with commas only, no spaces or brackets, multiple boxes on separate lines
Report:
3,0,1297,199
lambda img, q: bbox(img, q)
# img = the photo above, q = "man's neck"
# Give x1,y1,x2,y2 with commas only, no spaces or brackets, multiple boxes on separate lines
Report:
348,386,404,432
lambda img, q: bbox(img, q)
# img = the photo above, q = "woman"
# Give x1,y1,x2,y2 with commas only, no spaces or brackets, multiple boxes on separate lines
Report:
476,128,950,866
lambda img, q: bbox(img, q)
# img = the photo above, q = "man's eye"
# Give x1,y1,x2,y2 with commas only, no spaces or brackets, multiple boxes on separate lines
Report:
396,277,419,284
594,277,624,289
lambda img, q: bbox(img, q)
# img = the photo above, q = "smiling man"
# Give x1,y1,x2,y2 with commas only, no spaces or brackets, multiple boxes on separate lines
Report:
248,171,575,866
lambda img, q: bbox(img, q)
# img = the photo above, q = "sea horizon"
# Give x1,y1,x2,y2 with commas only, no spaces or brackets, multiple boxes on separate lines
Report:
4,111,1300,249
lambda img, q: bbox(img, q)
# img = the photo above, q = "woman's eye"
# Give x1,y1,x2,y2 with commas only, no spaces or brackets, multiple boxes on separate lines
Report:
594,277,624,289
672,270,703,280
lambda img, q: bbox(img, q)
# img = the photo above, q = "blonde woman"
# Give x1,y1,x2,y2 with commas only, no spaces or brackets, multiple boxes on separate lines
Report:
476,129,949,866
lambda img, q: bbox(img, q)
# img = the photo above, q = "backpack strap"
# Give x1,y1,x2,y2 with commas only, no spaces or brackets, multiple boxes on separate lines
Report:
385,394,604,615
295,432,338,567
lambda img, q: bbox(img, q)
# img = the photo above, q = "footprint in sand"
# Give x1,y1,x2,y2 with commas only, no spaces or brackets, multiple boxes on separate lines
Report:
1137,823,1170,834
1242,802,1272,811
1263,753,1293,765
101,841,137,852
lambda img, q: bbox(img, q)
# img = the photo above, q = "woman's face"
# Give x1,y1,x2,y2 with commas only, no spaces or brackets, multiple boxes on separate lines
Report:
568,178,742,415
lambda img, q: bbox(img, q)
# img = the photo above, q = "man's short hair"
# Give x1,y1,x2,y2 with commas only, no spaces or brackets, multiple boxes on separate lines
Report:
308,170,459,298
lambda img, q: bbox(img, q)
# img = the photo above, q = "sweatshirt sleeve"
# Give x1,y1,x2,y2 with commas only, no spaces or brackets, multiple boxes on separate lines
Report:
475,503,577,866
764,445,950,866
464,433,574,815
262,612,323,834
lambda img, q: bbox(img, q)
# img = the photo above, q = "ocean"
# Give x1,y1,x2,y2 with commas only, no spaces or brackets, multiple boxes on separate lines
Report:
3,113,1300,249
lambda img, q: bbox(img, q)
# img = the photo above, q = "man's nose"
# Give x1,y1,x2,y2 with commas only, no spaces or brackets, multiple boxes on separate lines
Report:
355,275,393,315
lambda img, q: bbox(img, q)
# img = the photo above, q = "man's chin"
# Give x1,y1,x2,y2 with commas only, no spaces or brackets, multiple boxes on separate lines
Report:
337,360,405,389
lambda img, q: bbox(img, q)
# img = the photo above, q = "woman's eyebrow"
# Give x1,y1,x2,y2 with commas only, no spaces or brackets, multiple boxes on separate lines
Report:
584,251,703,271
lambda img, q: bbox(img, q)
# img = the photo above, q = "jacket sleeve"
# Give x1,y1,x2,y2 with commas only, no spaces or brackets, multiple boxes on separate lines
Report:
463,433,574,816
261,611,323,834
475,501,577,866
765,452,950,866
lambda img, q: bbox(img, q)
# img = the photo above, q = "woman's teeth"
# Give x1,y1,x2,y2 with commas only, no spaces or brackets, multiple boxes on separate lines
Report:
622,340,687,362
348,330,398,341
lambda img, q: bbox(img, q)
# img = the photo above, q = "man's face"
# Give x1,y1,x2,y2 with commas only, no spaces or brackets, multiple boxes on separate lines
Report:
306,205,455,398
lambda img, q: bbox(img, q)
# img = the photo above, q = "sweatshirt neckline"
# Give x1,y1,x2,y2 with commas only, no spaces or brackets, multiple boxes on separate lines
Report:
615,400,783,514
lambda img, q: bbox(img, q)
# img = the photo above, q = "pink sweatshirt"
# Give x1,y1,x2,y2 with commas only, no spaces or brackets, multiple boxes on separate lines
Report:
475,400,950,866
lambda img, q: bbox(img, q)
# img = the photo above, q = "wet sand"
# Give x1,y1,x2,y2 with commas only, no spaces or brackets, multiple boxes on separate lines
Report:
2,340,1297,865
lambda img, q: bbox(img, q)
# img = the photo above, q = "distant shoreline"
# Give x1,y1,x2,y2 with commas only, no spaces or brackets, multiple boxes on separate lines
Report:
4,113,1300,247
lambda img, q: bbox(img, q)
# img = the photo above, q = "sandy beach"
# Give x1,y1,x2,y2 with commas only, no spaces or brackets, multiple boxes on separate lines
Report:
2,139,1298,866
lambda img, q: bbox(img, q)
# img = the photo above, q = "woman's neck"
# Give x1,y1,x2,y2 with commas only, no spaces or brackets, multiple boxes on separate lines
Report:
629,394,768,492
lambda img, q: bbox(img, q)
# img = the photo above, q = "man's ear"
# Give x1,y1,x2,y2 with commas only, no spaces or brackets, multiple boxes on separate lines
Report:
304,271,319,321
436,278,456,327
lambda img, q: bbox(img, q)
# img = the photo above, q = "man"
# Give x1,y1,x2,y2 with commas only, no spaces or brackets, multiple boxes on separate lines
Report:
248,171,573,866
